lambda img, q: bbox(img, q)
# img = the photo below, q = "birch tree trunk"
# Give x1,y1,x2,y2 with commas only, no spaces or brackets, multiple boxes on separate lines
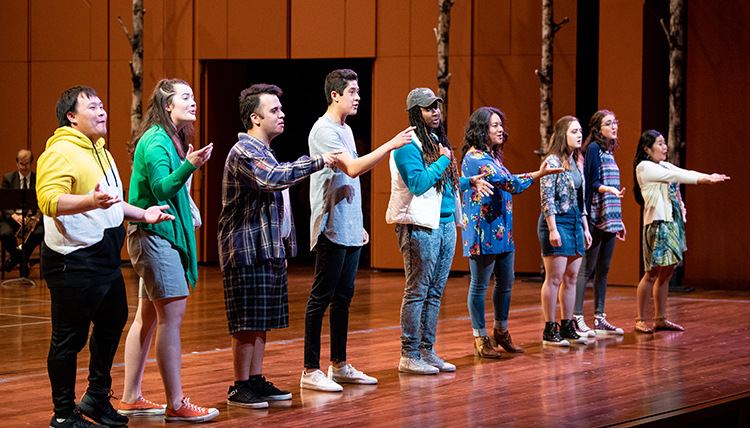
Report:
661,0,684,166
535,0,568,156
119,0,144,144
435,0,453,131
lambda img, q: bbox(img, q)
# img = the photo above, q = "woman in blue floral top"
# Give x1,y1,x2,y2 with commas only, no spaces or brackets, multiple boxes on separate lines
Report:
537,116,592,347
461,107,562,358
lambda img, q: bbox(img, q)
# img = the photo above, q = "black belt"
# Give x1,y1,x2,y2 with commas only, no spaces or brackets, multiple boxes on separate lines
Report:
440,213,452,218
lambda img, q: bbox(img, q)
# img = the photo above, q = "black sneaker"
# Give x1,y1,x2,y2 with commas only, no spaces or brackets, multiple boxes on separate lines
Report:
76,391,129,427
251,376,292,401
542,321,570,347
49,408,106,428
560,319,588,344
227,382,269,409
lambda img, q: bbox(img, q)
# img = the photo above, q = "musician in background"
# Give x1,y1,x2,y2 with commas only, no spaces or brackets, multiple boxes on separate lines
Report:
1,149,44,278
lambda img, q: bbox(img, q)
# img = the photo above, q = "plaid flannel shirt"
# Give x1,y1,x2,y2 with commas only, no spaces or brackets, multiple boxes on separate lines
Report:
218,133,324,270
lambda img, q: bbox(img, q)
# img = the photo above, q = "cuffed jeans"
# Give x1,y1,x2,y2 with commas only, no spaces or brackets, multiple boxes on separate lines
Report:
467,251,515,336
574,226,617,315
47,275,128,418
397,222,456,358
304,234,360,370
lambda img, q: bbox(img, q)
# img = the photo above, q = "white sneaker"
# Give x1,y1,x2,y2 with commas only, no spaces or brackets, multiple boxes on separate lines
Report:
420,350,456,372
398,356,439,375
328,364,378,384
300,369,343,392
574,315,597,337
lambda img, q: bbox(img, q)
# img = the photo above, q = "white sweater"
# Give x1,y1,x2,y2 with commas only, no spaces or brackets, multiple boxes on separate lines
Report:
636,161,706,225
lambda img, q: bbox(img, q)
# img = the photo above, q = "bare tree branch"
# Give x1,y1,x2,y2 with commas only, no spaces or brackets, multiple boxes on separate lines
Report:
537,0,566,156
118,16,133,46
552,17,569,35
121,0,144,147
666,0,685,166
436,0,453,131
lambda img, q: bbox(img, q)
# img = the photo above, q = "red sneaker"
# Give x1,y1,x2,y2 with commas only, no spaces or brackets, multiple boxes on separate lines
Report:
118,396,166,416
165,397,219,423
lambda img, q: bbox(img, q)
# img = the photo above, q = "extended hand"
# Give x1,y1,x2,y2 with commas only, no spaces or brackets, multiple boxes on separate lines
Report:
605,186,626,198
187,143,214,168
389,126,416,150
539,160,564,177
439,144,453,160
90,183,121,209
323,151,343,168
469,172,494,198
142,205,175,224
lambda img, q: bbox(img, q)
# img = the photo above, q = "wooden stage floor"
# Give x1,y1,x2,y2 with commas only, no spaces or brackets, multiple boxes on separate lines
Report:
1,262,749,427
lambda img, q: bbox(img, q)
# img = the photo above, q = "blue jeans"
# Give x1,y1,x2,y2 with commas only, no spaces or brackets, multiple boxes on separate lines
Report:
396,222,456,358
467,252,515,336
574,226,616,315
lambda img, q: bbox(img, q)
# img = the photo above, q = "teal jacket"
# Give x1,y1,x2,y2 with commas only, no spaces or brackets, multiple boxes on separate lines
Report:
129,125,198,288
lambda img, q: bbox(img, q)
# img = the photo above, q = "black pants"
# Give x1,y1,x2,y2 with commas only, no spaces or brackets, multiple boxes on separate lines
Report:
47,275,128,418
303,234,360,370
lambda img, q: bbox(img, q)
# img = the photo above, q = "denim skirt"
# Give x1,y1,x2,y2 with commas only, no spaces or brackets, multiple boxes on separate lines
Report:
537,206,585,257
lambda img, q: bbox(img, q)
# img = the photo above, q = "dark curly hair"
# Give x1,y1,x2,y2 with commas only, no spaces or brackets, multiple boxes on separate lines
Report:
461,106,507,160
407,105,459,194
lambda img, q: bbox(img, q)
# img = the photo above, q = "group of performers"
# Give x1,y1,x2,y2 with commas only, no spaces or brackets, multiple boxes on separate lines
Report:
32,69,728,427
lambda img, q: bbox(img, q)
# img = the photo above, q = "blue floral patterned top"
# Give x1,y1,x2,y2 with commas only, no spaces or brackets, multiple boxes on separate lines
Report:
461,149,534,256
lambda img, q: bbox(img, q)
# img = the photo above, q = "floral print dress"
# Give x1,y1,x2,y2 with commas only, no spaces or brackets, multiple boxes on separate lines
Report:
461,149,533,257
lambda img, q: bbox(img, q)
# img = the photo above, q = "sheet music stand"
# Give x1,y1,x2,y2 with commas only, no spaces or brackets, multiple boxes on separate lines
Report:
0,188,38,288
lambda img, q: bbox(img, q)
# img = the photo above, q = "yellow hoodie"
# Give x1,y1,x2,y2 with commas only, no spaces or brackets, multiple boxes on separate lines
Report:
36,126,124,255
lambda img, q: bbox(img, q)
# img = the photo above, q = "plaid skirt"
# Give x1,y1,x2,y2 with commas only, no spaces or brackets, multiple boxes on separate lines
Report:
223,259,288,334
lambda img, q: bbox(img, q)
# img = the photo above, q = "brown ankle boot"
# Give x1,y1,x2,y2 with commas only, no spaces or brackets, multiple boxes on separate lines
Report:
473,336,501,358
491,328,525,353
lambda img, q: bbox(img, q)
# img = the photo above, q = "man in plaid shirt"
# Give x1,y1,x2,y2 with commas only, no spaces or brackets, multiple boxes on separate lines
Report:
218,83,340,409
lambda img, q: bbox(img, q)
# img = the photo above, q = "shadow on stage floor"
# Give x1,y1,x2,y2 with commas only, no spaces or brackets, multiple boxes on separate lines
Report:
1,262,748,427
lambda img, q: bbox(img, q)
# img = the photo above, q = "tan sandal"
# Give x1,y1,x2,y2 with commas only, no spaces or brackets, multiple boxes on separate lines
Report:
654,317,684,331
634,318,653,333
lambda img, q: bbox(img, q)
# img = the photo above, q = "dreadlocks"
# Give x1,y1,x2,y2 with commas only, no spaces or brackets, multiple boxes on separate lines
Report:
407,106,459,195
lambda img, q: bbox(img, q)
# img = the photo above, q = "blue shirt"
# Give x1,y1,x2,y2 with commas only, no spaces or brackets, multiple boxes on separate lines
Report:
461,149,533,256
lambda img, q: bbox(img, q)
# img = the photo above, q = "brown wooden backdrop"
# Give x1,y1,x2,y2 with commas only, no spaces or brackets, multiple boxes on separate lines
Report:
0,0,746,289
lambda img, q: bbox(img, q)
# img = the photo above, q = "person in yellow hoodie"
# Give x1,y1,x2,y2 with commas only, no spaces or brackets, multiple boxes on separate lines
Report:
37,86,174,428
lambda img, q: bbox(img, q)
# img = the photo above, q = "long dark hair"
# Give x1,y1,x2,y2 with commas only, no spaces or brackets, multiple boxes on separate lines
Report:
583,110,620,153
633,129,663,206
129,78,194,161
544,116,582,170
461,106,507,161
407,105,459,194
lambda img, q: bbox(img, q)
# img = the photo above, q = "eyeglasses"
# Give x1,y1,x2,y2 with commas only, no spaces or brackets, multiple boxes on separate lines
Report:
603,120,619,128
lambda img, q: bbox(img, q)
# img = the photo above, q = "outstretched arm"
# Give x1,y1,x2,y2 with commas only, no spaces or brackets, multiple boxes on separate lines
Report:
336,126,414,178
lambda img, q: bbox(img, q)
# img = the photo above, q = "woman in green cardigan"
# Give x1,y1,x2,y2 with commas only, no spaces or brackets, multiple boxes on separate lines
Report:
119,79,218,423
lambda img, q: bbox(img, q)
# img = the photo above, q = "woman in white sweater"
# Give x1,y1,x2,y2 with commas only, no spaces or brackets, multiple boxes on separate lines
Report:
632,130,729,333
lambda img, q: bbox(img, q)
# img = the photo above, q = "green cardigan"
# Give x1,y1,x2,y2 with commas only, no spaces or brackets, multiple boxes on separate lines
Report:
129,125,198,288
